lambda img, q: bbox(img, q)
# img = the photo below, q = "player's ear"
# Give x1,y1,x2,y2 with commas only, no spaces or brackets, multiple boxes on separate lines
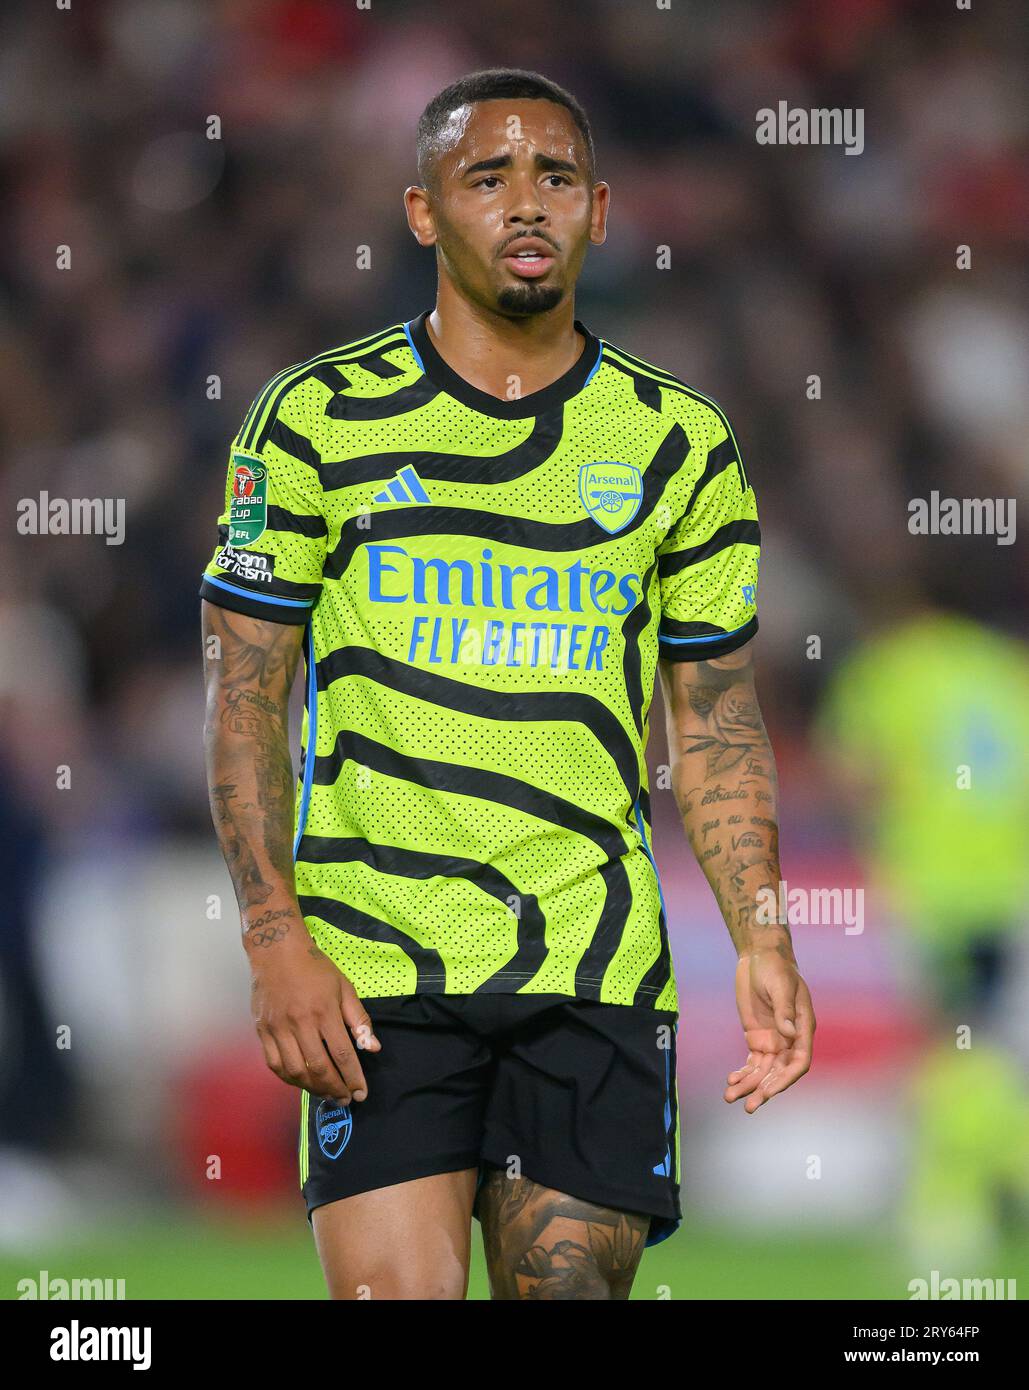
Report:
404,185,438,246
589,182,610,245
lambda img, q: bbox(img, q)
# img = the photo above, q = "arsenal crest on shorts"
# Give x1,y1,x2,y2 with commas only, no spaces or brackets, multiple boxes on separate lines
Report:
578,462,643,533
315,1099,353,1160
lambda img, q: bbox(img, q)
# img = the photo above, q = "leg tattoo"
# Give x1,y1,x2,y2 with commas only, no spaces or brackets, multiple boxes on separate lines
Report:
479,1167,650,1300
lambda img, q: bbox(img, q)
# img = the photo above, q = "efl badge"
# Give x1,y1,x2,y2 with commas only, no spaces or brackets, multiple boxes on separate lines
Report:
228,451,268,547
578,462,643,534
315,1099,353,1160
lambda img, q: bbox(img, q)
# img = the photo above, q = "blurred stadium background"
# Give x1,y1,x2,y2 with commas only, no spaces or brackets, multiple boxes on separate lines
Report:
1,0,1027,1299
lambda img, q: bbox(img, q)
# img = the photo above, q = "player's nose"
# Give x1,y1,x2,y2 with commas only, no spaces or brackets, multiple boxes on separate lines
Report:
504,178,549,223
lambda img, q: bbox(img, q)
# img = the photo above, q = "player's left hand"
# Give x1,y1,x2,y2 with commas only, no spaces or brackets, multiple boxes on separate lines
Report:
725,948,815,1113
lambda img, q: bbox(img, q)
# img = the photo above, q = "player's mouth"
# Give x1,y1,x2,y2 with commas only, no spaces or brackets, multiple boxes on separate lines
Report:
500,238,557,278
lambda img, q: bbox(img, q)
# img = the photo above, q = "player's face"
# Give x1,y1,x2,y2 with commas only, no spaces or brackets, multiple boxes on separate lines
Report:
417,99,608,316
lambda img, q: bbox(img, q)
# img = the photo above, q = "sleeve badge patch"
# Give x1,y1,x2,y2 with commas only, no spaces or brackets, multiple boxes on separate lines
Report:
228,451,268,546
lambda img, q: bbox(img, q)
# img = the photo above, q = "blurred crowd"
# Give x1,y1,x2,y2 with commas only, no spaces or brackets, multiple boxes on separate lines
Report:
0,0,1026,1257
0,0,1024,840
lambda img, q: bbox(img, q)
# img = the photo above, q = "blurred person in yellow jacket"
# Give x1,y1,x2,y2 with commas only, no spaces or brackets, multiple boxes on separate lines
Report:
818,594,1029,1267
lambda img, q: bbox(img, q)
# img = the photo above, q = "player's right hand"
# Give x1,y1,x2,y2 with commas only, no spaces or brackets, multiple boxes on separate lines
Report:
248,935,381,1104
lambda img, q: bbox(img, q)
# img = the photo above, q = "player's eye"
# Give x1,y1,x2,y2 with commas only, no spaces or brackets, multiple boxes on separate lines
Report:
545,174,569,187
476,176,501,189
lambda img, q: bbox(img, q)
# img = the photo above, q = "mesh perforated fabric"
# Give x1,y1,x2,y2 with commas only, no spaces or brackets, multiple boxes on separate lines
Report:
200,317,760,1008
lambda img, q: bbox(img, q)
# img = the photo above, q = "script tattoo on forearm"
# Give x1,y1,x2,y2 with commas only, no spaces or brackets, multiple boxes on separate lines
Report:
202,605,304,928
668,647,793,959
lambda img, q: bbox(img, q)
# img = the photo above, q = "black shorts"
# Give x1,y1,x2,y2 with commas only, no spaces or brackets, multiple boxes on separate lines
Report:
299,994,681,1247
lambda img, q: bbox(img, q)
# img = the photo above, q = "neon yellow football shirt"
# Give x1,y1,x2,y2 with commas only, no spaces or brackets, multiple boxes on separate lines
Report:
201,312,760,1008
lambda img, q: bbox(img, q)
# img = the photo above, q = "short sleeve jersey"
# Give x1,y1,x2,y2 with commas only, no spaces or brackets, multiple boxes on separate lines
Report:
200,311,760,1010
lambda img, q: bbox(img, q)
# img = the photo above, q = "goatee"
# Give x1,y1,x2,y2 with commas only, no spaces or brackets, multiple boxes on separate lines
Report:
496,283,564,315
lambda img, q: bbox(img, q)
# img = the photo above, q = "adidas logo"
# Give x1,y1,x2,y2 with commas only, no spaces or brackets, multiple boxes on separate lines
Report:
372,465,431,505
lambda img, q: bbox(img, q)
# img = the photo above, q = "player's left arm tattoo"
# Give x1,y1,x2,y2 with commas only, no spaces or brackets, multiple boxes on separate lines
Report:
478,1168,649,1300
658,640,793,962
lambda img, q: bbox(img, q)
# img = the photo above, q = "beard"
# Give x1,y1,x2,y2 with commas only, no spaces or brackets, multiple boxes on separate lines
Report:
495,281,564,315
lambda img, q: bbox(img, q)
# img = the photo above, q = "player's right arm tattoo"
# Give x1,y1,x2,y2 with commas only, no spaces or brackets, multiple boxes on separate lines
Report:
202,601,307,952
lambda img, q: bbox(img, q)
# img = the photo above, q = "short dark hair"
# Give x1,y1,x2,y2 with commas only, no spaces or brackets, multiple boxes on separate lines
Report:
416,68,596,189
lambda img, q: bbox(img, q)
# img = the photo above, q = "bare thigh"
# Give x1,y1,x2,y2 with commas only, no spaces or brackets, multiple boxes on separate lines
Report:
312,1168,478,1300
478,1167,650,1300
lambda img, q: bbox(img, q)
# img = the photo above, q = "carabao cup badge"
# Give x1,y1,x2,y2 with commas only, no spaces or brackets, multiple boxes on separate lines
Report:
578,462,643,534
228,451,268,547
